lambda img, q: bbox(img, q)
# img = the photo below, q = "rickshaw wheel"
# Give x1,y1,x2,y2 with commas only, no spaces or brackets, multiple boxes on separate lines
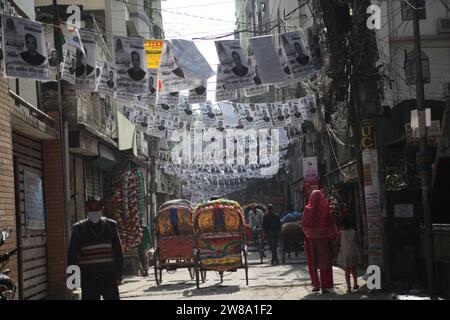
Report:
188,267,195,280
153,248,162,286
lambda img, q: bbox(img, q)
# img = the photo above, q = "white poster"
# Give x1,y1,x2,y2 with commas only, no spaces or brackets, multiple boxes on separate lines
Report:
44,27,58,80
303,157,319,182
122,105,138,124
158,91,180,105
113,36,148,96
178,95,194,121
236,103,256,129
249,35,287,84
298,94,318,121
280,31,315,80
61,45,76,84
244,55,269,97
255,103,273,129
94,62,102,92
200,101,217,127
271,102,290,128
1,15,49,80
188,80,207,104
75,30,96,91
150,113,167,138
215,39,254,90
289,99,303,126
155,101,175,121
218,102,237,128
97,61,117,96
216,64,237,102
275,41,295,86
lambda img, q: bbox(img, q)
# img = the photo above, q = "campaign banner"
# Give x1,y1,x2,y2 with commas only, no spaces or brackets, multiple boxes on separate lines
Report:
188,80,207,104
113,36,148,96
178,95,194,121
75,30,96,91
145,40,164,69
215,39,253,90
1,15,49,80
298,94,318,121
244,55,269,97
280,31,315,80
236,103,256,129
149,113,168,138
255,103,273,129
289,99,303,126
61,45,76,84
303,156,319,182
97,60,117,96
200,101,217,127
215,64,237,101
249,35,287,84
158,91,180,106
271,102,291,128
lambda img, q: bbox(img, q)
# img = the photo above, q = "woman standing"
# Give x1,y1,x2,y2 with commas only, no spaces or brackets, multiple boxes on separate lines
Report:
302,190,338,294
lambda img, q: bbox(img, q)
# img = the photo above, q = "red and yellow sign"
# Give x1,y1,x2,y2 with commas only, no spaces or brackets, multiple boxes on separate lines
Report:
144,40,164,69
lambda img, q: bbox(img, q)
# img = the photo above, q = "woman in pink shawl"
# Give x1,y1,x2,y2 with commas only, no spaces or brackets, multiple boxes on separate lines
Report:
302,189,338,294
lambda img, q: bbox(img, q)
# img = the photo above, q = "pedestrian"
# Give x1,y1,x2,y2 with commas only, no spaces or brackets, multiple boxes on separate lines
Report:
137,217,152,277
67,199,124,300
249,207,266,257
302,189,338,294
262,204,281,265
337,216,361,293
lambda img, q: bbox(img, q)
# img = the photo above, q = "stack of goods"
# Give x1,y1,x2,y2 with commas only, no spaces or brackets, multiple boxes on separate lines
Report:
157,199,194,237
281,211,303,225
329,188,349,223
107,165,144,251
194,199,244,234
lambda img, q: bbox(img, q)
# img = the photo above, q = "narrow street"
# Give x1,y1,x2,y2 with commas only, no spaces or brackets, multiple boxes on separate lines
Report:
119,252,392,300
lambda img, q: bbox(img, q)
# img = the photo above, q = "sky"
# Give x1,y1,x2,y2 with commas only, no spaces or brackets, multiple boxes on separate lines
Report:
161,0,237,103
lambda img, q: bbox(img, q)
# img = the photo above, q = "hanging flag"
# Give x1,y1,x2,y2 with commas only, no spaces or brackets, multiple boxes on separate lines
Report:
113,36,148,96
215,65,237,102
1,15,49,81
215,39,254,90
249,35,287,84
244,55,269,98
306,26,324,71
75,30,96,91
188,80,207,104
280,31,315,80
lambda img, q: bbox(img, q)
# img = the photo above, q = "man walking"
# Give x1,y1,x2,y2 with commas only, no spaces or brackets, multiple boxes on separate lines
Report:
68,200,124,300
263,204,281,265
137,217,151,277
249,207,266,257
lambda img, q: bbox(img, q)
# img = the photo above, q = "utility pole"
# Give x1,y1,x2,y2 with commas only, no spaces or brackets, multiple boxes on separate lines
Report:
412,0,435,297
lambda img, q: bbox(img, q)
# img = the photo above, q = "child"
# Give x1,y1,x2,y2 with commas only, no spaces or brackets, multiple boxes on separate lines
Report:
337,216,361,293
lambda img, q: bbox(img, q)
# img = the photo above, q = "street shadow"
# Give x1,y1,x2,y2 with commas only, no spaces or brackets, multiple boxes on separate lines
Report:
143,280,198,293
182,284,241,297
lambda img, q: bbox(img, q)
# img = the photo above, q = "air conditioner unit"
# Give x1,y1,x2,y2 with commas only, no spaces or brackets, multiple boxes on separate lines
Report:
438,18,450,33
444,82,450,97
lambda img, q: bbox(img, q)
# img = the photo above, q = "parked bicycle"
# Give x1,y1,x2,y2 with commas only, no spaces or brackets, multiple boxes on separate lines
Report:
0,228,19,300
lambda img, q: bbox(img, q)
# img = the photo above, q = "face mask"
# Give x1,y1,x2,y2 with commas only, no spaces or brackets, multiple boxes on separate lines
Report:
87,211,102,224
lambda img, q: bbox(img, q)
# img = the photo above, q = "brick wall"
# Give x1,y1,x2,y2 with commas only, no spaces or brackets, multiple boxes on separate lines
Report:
43,111,68,299
0,76,18,293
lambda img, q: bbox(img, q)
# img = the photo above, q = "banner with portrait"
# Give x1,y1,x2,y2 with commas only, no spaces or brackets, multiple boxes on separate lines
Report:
61,45,76,84
188,80,207,104
275,41,295,88
157,91,180,105
249,35,287,84
1,15,49,80
298,94,318,121
288,99,303,126
97,60,117,96
215,39,253,90
200,101,217,127
237,103,256,129
113,36,148,96
271,102,290,128
75,30,96,91
178,95,194,121
244,55,269,98
149,113,167,138
255,103,273,129
280,31,315,80
215,64,237,102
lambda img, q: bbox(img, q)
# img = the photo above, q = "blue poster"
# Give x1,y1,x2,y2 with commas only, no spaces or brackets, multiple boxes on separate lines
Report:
24,170,46,230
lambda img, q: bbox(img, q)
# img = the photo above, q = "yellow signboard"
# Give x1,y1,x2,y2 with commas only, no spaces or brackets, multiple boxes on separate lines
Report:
144,40,164,69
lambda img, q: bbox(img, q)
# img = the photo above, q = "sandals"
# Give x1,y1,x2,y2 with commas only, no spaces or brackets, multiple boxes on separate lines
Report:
312,287,320,292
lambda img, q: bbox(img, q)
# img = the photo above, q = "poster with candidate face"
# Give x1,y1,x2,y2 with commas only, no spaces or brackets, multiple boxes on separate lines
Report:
149,113,167,138
275,41,295,88
75,30,96,91
244,55,269,98
1,15,49,80
215,39,254,90
158,91,180,106
255,103,273,129
200,101,217,127
178,95,194,121
271,102,290,128
122,105,138,124
188,80,207,104
147,68,158,104
280,31,315,80
238,103,256,129
298,94,318,121
97,60,117,96
215,64,237,102
289,99,303,126
113,36,147,96
61,45,76,85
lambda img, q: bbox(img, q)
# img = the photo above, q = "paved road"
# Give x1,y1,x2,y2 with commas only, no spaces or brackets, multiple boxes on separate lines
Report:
119,251,393,300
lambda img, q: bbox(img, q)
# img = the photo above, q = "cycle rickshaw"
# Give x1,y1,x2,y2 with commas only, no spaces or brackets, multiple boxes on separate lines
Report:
243,202,267,264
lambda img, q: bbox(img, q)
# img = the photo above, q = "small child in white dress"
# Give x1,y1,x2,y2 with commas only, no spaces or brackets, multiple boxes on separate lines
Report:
337,216,361,293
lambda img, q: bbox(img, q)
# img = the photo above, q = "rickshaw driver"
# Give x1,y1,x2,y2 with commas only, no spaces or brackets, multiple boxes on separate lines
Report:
249,207,266,257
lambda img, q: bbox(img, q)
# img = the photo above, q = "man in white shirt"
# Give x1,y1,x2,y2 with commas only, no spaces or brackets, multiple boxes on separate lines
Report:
249,207,266,257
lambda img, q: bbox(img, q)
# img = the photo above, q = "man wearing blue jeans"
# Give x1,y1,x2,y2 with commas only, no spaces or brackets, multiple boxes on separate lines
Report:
262,204,281,265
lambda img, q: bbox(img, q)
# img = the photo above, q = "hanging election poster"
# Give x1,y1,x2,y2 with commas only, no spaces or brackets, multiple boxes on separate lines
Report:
255,103,273,129
298,94,318,121
75,30,96,91
94,62,102,92
159,39,213,93
97,60,117,96
178,95,194,121
244,55,269,97
215,113,226,133
1,15,49,80
289,99,303,126
122,105,138,124
61,45,76,84
158,91,180,106
113,36,148,96
239,103,256,129
155,100,175,121
306,26,324,71
271,102,289,128
215,39,254,90
280,31,315,80
215,64,237,102
44,26,58,80
274,41,295,88
150,113,167,138
249,35,287,84
218,101,237,128
200,101,217,127
188,80,207,104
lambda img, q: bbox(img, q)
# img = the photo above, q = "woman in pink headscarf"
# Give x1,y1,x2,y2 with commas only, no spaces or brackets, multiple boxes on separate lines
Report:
302,189,338,294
